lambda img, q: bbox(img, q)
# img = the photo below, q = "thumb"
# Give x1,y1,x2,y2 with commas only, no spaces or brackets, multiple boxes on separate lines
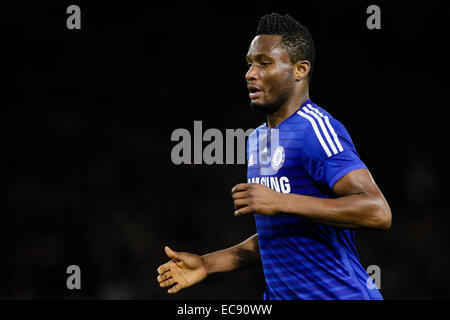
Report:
165,246,180,261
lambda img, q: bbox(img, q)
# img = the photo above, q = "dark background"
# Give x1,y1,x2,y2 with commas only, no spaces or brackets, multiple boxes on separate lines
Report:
2,1,449,299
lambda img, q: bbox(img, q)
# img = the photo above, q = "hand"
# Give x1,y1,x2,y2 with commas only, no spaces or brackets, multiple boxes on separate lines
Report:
157,246,208,294
231,183,282,216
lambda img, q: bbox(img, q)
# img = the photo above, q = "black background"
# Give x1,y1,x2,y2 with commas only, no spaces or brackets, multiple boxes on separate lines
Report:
2,1,449,299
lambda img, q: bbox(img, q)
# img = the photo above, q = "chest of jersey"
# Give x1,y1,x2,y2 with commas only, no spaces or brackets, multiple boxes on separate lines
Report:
247,127,318,196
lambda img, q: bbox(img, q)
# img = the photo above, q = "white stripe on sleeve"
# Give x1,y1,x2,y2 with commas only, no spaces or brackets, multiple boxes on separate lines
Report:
306,104,344,152
303,107,338,155
297,110,332,157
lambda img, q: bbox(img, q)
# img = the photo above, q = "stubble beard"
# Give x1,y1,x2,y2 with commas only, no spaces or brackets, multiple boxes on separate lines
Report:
249,86,293,116
250,100,282,115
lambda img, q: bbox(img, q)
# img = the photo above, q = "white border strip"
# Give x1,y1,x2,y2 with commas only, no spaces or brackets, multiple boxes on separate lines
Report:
297,111,332,157
306,104,344,152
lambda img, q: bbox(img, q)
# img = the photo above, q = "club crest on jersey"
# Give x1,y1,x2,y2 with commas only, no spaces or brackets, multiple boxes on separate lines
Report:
271,146,285,172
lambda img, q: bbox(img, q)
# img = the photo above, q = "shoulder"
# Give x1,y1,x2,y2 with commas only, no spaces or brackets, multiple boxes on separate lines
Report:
296,102,350,158
297,102,346,133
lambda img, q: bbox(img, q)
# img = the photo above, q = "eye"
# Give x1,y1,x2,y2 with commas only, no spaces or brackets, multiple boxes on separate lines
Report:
260,61,271,66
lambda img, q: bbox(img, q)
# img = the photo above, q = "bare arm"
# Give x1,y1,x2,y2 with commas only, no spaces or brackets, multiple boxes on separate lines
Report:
202,233,260,274
232,169,391,230
157,234,260,294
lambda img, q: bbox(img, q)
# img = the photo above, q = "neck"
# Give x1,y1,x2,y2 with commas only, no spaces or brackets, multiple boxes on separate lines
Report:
266,91,310,128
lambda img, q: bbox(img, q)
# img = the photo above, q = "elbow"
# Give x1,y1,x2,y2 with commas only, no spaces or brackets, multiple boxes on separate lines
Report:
368,203,392,230
377,207,392,230
360,197,392,230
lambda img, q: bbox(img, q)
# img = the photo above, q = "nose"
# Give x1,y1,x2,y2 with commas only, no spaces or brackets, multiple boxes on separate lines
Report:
245,64,258,82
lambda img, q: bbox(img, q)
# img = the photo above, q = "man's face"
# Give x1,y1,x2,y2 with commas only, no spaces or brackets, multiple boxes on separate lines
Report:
246,35,295,114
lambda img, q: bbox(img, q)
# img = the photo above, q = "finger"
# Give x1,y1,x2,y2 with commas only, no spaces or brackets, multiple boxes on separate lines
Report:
233,199,248,209
232,191,247,200
234,205,253,216
157,272,172,283
160,277,176,288
231,183,249,194
165,246,180,261
157,263,170,275
168,283,183,294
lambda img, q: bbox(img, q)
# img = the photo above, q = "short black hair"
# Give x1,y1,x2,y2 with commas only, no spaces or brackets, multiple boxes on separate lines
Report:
256,13,315,82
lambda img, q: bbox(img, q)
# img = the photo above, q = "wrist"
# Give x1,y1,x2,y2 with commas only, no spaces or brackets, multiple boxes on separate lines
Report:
201,254,211,276
275,192,288,214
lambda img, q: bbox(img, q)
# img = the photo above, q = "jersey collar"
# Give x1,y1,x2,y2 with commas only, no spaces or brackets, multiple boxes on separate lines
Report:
264,99,312,129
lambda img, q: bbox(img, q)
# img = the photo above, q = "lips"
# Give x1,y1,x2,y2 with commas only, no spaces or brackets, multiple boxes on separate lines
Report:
248,84,262,100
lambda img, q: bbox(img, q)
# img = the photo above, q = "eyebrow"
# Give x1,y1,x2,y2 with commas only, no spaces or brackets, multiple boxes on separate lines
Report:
246,53,272,61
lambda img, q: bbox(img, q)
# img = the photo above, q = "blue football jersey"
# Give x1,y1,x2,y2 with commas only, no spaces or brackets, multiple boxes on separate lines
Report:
246,99,382,300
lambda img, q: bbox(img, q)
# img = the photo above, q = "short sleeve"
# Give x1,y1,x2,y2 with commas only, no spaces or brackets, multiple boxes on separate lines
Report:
300,116,367,190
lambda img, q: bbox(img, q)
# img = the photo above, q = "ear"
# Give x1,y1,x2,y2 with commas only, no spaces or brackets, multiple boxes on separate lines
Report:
293,60,311,81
